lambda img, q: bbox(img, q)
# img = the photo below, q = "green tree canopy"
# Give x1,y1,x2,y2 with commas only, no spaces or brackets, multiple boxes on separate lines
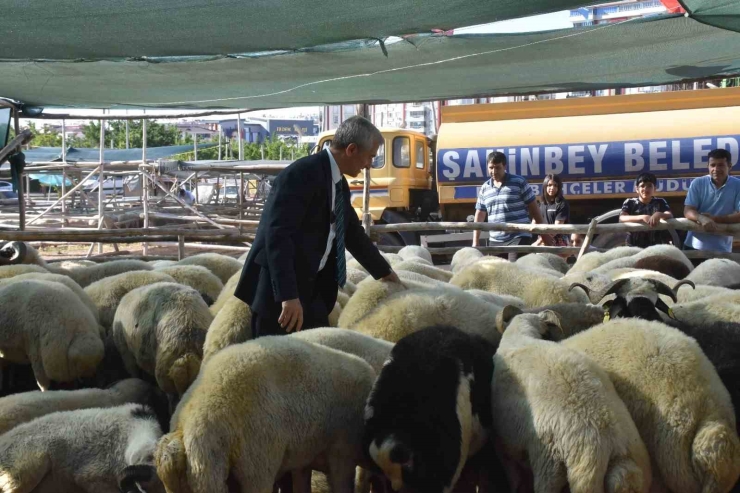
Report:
80,120,180,148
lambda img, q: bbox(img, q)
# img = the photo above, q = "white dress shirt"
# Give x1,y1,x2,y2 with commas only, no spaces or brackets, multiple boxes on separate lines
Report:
319,149,342,271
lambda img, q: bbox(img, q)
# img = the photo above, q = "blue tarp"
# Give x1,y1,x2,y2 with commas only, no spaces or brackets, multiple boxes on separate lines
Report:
28,174,73,187
22,144,216,163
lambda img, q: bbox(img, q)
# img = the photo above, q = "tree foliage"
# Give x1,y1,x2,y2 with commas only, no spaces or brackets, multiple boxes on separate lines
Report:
80,120,180,148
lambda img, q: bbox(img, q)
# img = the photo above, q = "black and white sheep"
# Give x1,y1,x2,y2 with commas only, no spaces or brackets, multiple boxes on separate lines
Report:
363,325,500,493
155,336,376,493
112,282,212,399
0,403,164,493
493,309,651,493
0,280,104,391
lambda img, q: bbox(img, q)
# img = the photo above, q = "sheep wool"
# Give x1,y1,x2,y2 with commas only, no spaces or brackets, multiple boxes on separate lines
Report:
590,245,693,276
686,258,740,288
84,270,177,329
347,286,504,344
0,264,48,279
112,282,213,396
515,252,570,275
176,253,243,284
397,245,433,264
49,259,155,288
0,403,163,493
0,378,156,436
562,319,740,493
203,297,252,364
493,311,651,493
290,328,393,373
450,261,588,308
568,246,642,274
209,271,241,316
154,264,224,306
0,280,103,391
451,247,484,274
393,259,453,282
0,272,99,323
155,336,375,493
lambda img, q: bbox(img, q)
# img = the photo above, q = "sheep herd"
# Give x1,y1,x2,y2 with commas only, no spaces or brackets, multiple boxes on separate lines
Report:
0,240,738,493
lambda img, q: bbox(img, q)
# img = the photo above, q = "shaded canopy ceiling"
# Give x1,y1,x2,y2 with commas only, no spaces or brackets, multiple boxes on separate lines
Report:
0,0,739,109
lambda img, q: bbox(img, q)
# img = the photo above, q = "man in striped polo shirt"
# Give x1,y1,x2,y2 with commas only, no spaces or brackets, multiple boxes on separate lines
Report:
472,151,552,261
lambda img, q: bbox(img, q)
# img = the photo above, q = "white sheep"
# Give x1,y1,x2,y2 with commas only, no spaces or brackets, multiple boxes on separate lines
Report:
515,252,570,275
397,245,433,264
450,260,588,308
0,272,99,323
451,247,484,274
154,264,224,306
562,319,740,493
345,285,504,344
209,271,241,316
0,264,48,279
328,302,342,327
202,296,252,364
567,246,642,274
112,282,213,398
290,327,393,373
155,336,376,493
337,277,412,329
84,270,177,329
669,296,740,325
336,290,351,309
176,253,243,284
0,280,104,391
346,267,370,285
676,284,737,303
590,245,693,276
496,302,605,335
685,258,740,287
0,403,163,493
0,378,156,436
493,309,651,493
393,259,453,282
465,289,526,309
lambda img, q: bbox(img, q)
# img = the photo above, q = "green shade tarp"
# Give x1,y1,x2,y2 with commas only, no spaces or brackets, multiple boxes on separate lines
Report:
21,144,216,162
1,0,585,59
3,16,740,109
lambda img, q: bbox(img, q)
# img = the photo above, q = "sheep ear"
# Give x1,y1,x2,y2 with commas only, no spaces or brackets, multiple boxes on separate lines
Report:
602,301,612,322
499,305,523,332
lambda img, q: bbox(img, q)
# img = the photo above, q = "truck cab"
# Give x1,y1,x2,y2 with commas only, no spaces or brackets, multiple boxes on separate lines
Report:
315,128,437,245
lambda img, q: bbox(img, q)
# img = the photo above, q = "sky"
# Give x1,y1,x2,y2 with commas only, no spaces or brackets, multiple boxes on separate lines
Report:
26,10,574,127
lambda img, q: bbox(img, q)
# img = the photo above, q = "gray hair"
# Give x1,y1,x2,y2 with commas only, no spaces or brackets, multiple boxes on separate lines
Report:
331,115,383,151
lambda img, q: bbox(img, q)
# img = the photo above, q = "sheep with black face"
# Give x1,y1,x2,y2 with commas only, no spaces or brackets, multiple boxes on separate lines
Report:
363,325,501,493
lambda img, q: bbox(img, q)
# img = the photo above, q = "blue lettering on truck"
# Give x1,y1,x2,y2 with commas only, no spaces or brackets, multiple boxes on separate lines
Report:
452,178,696,199
437,135,740,183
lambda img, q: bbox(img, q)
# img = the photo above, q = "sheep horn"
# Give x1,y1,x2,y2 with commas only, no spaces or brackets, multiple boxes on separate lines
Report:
646,279,679,303
672,280,696,297
655,298,674,318
568,283,594,301
118,464,156,493
589,278,632,304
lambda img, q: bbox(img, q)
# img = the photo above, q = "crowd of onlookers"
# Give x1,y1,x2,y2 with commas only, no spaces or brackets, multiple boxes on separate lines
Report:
473,148,740,263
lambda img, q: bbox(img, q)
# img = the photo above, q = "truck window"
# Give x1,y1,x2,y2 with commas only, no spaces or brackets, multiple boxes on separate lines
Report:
393,137,410,168
372,143,385,169
415,140,425,169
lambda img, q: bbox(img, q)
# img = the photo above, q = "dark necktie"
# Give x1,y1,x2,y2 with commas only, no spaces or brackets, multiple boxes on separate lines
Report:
334,180,346,287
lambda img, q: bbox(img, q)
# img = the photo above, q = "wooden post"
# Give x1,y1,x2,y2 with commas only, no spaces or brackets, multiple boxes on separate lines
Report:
98,119,105,254
178,235,185,260
61,119,67,226
239,171,244,233
578,218,598,260
237,114,244,161
14,109,25,231
142,119,149,256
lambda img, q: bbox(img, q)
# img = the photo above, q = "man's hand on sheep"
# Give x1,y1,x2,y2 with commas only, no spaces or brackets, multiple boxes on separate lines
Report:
279,299,304,332
380,270,404,287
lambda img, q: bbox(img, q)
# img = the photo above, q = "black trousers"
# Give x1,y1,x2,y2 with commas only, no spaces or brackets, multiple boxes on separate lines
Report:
250,267,334,338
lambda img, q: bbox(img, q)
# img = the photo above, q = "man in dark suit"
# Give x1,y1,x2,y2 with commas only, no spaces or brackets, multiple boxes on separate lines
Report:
234,116,401,337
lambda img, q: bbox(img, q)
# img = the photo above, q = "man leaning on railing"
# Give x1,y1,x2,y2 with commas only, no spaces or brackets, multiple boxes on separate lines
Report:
683,148,740,265
472,151,553,262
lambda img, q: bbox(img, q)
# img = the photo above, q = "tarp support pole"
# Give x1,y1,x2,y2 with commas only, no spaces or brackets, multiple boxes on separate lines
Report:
239,171,244,233
142,118,149,256
237,114,244,161
61,119,67,226
15,109,25,231
98,119,105,254
27,165,102,225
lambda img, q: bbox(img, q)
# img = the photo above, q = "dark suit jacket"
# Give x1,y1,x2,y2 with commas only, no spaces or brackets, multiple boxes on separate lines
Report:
234,150,391,315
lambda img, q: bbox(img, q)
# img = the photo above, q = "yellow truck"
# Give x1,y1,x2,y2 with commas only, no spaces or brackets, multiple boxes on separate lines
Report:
316,87,740,246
